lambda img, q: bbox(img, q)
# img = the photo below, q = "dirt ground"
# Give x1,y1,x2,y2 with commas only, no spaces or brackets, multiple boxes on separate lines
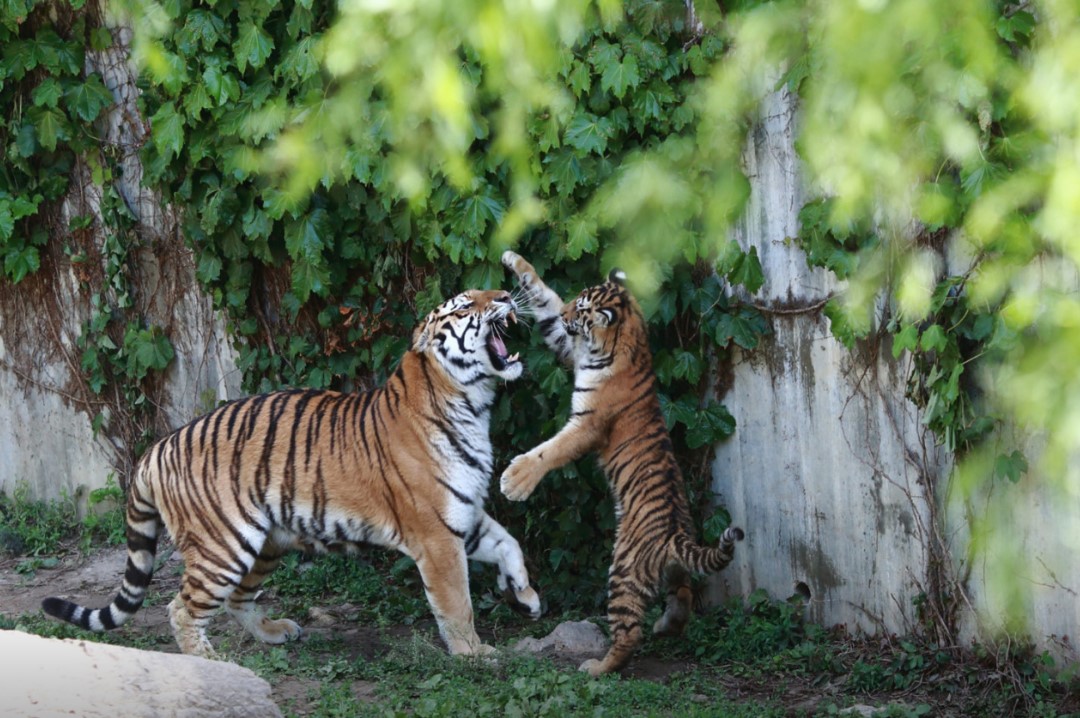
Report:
6,545,1047,717
0,545,719,715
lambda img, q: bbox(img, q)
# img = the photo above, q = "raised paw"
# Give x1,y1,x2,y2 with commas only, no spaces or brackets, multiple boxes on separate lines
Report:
503,583,543,620
500,453,545,502
501,250,535,286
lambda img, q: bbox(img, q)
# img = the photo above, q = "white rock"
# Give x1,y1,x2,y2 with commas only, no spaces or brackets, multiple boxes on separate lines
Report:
0,630,281,718
512,620,607,656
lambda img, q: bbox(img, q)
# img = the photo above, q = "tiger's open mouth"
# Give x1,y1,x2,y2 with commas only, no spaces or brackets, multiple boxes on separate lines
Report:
487,311,520,371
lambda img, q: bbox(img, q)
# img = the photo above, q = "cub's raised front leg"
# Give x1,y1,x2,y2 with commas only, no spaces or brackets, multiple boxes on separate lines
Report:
501,417,601,501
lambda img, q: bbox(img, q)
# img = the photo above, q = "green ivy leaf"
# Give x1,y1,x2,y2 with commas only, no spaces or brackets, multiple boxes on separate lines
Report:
89,27,113,52
587,39,621,73
150,101,185,160
124,327,175,381
919,324,948,353
4,244,39,283
202,58,241,106
892,324,919,358
601,53,640,100
994,450,1028,483
196,251,223,283
64,74,114,122
461,262,500,290
15,123,36,157
671,349,702,384
0,202,13,241
456,192,504,239
714,308,768,351
724,245,765,294
686,402,736,449
28,106,69,151
235,22,275,73
285,209,331,262
996,11,1035,44
31,77,62,108
290,256,329,302
544,149,584,196
182,10,226,53
566,60,591,97
565,216,597,260
824,299,860,349
278,36,319,81
564,112,611,155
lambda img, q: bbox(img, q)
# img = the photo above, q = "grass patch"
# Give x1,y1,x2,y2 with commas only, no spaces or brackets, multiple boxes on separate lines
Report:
6,509,1079,717
0,479,127,567
0,483,79,558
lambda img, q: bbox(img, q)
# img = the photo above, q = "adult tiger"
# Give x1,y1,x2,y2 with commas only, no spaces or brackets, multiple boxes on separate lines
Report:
42,289,541,658
500,251,744,676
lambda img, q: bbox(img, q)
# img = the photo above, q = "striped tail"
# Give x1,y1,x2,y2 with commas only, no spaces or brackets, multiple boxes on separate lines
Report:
41,484,162,632
672,526,745,575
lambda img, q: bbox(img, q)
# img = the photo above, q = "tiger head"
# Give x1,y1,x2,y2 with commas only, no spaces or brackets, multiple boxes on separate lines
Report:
412,289,524,382
562,269,647,364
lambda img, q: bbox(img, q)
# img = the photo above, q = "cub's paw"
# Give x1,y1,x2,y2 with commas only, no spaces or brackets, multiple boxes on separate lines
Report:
500,453,544,502
578,658,607,677
501,250,536,286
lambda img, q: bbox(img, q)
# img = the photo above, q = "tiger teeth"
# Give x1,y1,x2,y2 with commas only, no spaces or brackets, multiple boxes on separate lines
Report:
508,353,519,362
508,311,517,324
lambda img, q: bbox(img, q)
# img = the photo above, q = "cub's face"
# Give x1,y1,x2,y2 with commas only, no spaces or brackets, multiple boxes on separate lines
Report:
560,270,639,361
413,289,523,382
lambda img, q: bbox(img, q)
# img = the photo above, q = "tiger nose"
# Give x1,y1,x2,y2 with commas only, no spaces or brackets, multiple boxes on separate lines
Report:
494,291,512,303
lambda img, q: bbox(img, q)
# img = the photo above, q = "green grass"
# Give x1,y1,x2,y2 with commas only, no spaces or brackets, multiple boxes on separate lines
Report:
0,480,127,566
0,483,79,558
5,489,1079,717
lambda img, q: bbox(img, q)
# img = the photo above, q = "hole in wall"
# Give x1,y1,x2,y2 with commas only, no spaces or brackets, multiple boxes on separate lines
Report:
794,581,812,602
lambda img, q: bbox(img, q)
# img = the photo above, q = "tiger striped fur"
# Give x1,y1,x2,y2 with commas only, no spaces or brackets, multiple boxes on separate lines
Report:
500,251,744,676
42,289,541,658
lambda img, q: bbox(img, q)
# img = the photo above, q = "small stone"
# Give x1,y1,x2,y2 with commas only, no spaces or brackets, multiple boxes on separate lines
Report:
513,620,607,657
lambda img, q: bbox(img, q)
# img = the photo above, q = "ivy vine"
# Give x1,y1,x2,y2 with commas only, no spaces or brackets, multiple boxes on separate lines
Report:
0,0,770,611
794,3,1037,470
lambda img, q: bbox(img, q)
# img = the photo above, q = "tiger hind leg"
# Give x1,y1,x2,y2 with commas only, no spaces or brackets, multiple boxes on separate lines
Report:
168,593,217,658
169,533,268,657
652,563,692,637
579,561,656,677
225,534,302,645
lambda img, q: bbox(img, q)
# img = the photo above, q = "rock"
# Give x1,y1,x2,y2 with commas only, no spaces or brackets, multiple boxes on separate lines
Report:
0,629,282,718
512,620,607,657
839,704,918,717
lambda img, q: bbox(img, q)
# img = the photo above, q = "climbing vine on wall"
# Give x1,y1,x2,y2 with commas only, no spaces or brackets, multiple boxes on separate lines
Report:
793,2,1035,468
1,0,179,477
0,0,768,610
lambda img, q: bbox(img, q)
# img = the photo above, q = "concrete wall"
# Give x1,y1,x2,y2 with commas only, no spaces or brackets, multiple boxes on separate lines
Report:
708,84,1080,663
0,23,242,504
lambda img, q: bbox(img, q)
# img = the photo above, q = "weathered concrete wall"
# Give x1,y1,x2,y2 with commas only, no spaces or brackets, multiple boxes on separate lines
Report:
0,21,241,504
708,84,1080,663
707,86,944,634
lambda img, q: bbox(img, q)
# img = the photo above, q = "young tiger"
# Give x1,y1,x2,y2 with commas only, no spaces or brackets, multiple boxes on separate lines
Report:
500,251,744,676
42,289,541,658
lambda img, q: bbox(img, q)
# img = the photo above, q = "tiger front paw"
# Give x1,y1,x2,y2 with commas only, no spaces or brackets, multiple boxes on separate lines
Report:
501,250,536,287
500,453,545,502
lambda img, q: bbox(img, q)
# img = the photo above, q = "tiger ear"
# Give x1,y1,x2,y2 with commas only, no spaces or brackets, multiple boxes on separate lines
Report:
607,268,626,286
412,319,433,351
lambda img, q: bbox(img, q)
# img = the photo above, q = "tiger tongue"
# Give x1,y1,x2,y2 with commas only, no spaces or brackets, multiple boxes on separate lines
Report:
490,333,508,358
